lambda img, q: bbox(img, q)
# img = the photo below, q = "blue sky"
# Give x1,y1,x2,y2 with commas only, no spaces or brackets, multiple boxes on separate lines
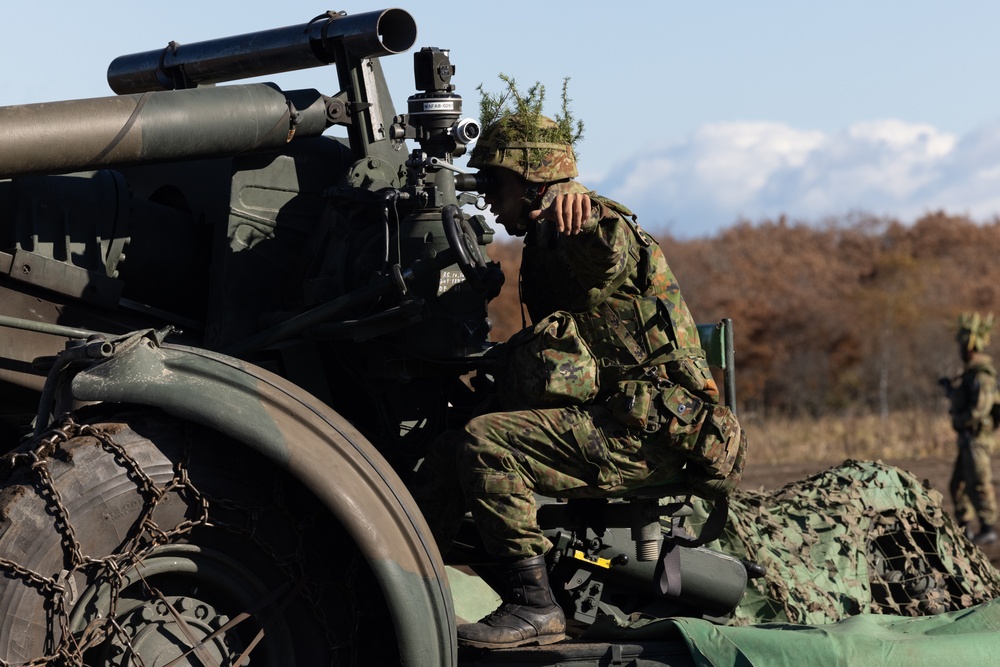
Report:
3,1,1000,237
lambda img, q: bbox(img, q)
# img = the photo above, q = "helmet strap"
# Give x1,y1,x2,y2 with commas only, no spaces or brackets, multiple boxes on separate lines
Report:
513,183,548,230
509,176,574,232
524,183,546,208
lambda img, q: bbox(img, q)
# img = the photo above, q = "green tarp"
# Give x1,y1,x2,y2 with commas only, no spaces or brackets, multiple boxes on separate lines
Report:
671,597,1000,667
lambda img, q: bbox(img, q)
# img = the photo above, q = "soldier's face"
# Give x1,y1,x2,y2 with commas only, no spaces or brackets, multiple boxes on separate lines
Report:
482,169,530,234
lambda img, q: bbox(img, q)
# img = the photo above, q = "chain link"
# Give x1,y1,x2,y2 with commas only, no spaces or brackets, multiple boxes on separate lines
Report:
0,416,211,665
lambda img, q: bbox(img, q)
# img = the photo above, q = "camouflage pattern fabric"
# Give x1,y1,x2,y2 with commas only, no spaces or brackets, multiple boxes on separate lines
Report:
468,137,578,184
685,460,1000,626
515,180,743,497
947,352,998,529
518,183,715,402
468,114,579,184
497,311,600,410
413,182,746,559
950,443,996,528
415,405,676,559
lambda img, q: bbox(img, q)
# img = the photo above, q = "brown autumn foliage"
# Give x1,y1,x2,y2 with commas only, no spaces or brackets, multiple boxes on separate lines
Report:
484,240,527,344
486,211,1000,419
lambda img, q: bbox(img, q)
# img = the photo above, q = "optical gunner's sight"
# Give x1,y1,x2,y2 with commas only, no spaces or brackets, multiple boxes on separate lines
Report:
402,47,480,157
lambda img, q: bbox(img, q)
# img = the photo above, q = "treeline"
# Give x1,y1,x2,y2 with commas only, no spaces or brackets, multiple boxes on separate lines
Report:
486,212,1000,418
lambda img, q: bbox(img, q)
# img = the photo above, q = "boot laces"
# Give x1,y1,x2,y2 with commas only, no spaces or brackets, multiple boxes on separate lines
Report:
479,602,519,625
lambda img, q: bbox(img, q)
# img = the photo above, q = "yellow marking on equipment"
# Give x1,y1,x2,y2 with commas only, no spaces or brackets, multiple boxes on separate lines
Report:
571,549,612,569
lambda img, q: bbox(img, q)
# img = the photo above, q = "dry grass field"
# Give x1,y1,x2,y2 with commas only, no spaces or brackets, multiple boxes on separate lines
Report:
741,408,955,465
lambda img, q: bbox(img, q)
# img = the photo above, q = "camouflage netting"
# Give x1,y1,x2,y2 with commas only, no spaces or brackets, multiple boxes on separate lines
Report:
690,459,1000,626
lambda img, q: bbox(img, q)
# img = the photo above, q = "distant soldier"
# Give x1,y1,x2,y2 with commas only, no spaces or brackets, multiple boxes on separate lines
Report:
410,79,746,649
942,312,998,545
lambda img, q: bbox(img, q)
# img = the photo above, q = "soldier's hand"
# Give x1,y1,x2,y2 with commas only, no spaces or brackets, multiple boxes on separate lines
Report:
529,193,591,235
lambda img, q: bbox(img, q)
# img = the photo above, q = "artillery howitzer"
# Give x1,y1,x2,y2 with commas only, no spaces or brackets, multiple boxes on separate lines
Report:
0,10,750,665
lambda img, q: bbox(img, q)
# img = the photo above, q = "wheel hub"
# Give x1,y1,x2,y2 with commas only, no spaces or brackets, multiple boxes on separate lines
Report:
70,544,289,666
102,595,241,666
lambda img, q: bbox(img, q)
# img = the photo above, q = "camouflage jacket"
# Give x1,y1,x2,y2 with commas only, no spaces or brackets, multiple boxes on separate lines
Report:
950,352,997,439
516,180,717,405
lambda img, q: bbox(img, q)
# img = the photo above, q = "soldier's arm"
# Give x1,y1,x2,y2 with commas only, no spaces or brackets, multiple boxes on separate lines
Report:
971,371,996,427
954,372,993,432
524,181,632,306
528,192,592,235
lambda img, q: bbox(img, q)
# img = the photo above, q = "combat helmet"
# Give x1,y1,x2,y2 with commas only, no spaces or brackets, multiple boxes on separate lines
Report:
468,76,583,184
957,311,995,351
469,114,578,183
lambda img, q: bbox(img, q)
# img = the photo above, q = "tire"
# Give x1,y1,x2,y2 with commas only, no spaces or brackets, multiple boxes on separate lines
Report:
0,408,398,666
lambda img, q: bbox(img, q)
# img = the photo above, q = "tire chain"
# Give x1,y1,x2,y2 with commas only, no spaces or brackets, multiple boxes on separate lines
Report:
0,417,351,666
0,416,211,667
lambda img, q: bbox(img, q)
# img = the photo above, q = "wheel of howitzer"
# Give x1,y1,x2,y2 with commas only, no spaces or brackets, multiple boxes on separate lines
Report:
0,409,398,666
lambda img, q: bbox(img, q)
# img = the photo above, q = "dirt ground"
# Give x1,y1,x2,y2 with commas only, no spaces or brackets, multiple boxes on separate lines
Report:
739,457,1000,568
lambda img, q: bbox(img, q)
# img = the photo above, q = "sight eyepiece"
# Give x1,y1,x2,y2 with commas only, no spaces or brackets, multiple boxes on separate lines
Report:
455,171,493,193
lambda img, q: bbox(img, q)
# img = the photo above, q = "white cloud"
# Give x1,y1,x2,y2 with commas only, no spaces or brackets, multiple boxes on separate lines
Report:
592,118,1000,238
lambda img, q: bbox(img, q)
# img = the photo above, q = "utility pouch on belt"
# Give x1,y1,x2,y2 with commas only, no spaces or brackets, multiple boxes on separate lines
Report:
497,311,599,410
665,355,718,399
609,380,655,429
686,405,746,499
658,384,703,425
609,381,702,432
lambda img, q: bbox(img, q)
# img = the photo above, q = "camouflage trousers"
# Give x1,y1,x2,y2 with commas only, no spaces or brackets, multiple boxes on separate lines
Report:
410,404,689,560
949,436,997,529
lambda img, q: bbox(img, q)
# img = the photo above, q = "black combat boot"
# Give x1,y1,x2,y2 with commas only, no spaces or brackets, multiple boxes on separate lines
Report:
457,555,566,649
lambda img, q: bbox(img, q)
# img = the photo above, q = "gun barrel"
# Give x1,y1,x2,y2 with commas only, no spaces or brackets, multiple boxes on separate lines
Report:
0,84,330,178
108,9,417,94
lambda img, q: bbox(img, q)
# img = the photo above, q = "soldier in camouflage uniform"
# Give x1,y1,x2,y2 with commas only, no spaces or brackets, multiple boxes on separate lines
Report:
411,91,746,649
944,312,998,545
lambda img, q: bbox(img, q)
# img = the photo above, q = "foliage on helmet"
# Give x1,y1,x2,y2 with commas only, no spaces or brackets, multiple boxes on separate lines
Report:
469,74,585,183
957,311,995,351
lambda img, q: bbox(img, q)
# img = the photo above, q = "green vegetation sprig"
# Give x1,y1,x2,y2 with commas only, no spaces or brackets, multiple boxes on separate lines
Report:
477,74,585,167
